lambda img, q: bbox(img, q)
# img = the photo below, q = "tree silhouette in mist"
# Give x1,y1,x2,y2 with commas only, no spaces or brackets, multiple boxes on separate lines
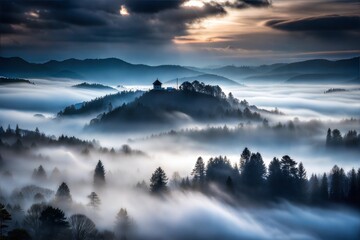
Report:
150,167,168,194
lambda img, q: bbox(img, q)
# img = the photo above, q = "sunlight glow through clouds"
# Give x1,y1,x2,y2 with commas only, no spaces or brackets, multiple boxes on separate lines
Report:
120,5,129,16
183,0,205,8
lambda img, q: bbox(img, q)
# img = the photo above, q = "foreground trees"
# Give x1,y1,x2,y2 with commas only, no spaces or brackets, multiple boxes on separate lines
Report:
39,206,69,239
69,214,97,240
0,203,11,237
23,203,47,238
178,147,360,207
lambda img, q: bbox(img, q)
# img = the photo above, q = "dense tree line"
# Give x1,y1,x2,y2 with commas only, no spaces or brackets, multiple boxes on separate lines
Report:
326,128,360,149
1,150,359,239
57,90,144,117
149,148,360,208
0,126,144,162
0,125,95,151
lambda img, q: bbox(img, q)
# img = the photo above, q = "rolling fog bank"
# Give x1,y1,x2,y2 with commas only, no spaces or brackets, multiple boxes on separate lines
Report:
0,78,359,239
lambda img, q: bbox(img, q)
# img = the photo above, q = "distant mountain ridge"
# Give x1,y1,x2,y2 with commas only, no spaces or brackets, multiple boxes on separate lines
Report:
0,57,201,85
0,56,358,85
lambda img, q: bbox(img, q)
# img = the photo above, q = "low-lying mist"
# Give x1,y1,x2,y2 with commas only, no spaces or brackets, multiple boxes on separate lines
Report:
1,79,359,240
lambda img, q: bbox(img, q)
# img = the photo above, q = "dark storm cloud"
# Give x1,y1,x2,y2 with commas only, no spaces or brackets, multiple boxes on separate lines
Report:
226,0,271,9
0,0,228,44
123,0,185,14
266,15,360,32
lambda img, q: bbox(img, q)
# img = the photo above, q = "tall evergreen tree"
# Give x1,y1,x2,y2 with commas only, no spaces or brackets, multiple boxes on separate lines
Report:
115,208,131,240
206,156,233,185
94,160,106,187
326,128,332,146
329,165,345,202
279,155,298,199
309,174,320,204
191,157,206,186
320,173,329,201
267,157,282,197
150,167,168,194
15,124,20,137
297,162,307,201
240,147,251,173
5,125,12,136
347,168,357,205
32,165,47,180
55,182,72,203
331,129,343,146
241,153,266,189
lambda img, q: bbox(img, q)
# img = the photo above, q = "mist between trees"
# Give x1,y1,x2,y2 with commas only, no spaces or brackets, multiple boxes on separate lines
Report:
1,145,360,240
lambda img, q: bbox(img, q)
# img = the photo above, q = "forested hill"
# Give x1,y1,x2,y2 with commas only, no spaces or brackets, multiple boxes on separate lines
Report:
58,90,144,117
72,82,117,91
88,81,261,131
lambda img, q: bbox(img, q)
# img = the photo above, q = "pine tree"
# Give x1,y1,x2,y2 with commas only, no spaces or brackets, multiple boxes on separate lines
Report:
35,127,40,136
309,174,320,204
320,173,329,201
297,162,307,201
5,124,12,136
15,124,20,137
33,165,47,180
55,182,72,203
268,157,282,197
87,192,101,209
115,208,131,240
331,129,343,146
94,160,106,187
150,167,168,194
191,157,205,186
326,128,332,146
357,168,360,207
330,165,347,202
347,168,357,205
241,153,266,189
240,147,251,173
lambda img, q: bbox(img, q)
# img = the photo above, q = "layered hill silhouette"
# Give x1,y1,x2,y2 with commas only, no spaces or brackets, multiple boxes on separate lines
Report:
198,57,360,84
0,77,34,85
0,57,200,85
1,56,358,85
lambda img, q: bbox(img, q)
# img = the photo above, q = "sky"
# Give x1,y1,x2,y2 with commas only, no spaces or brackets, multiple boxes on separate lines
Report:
0,0,359,66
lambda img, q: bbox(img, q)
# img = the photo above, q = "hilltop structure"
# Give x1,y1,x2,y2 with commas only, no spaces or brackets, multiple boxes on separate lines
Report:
153,79,162,90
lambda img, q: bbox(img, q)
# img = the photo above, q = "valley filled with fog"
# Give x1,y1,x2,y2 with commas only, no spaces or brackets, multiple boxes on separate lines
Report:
0,78,359,240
